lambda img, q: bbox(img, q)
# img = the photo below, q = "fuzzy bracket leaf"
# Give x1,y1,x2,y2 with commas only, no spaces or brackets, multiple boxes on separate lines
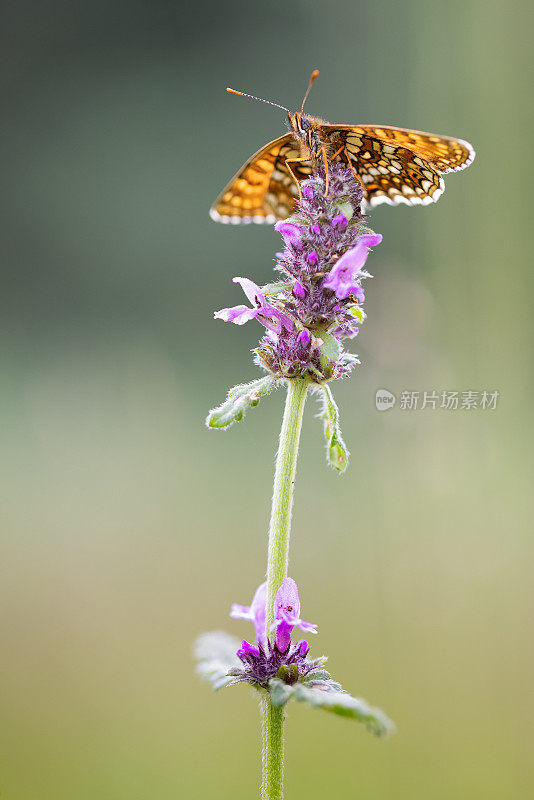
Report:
268,678,395,738
206,376,277,430
194,631,242,690
317,383,350,472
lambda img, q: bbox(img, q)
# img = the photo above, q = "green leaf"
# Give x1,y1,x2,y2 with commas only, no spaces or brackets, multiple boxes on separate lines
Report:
301,672,342,693
332,200,354,221
318,333,341,363
291,685,395,737
305,655,329,670
194,631,242,690
269,678,294,707
301,669,332,682
316,384,350,473
261,281,291,297
267,678,395,737
206,376,277,429
349,305,365,323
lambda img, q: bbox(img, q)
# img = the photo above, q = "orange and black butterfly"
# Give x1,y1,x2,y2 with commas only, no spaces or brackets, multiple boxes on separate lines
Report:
210,70,475,224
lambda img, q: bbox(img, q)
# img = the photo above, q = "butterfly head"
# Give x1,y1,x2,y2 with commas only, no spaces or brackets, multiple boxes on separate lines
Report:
289,111,323,156
226,70,322,156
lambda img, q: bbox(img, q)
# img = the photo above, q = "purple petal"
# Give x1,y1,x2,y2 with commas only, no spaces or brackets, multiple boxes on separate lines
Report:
334,242,369,275
274,578,301,623
306,251,318,266
297,619,318,635
249,581,267,645
332,213,348,230
233,277,266,309
214,305,259,325
301,186,314,200
358,233,382,248
271,577,317,650
274,621,292,652
230,603,254,621
297,329,311,347
322,237,379,300
310,224,321,236
296,640,309,657
232,277,293,335
240,639,261,659
293,281,306,299
275,221,303,248
230,582,267,646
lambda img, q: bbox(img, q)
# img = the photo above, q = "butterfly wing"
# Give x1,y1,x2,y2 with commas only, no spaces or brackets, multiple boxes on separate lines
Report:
355,125,475,173
210,134,310,223
322,125,474,208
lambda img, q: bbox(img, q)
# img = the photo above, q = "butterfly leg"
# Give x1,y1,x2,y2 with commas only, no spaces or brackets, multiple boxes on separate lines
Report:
320,147,330,197
330,143,360,183
284,157,310,202
344,147,364,188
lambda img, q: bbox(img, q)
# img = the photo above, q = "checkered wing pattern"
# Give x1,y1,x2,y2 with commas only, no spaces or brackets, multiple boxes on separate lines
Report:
355,125,475,173
210,135,312,224
323,124,474,208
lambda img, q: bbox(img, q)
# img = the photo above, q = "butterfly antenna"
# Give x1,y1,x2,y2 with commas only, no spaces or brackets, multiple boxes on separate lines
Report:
301,69,319,113
226,88,290,114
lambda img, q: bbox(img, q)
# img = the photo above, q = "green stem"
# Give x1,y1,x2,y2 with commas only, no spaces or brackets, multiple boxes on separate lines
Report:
261,376,309,800
261,696,284,800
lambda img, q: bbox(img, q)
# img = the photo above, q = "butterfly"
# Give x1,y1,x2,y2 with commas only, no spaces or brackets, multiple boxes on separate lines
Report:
210,70,475,224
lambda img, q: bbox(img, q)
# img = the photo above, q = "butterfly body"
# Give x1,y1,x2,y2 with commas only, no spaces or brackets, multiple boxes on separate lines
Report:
210,85,475,224
288,112,331,162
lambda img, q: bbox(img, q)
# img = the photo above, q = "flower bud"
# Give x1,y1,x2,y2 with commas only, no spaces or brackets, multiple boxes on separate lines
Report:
296,640,309,657
332,213,348,231
275,221,303,248
297,329,311,347
292,280,306,299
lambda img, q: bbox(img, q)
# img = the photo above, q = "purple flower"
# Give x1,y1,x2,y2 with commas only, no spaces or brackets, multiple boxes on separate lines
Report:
230,581,267,646
215,277,293,334
228,578,325,690
295,640,310,657
323,234,382,300
275,221,303,248
270,578,317,652
297,329,311,347
293,280,306,299
214,164,381,383
332,213,348,230
236,639,261,659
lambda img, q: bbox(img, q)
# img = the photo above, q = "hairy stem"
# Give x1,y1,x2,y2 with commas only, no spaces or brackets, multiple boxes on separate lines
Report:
261,696,285,800
261,376,309,800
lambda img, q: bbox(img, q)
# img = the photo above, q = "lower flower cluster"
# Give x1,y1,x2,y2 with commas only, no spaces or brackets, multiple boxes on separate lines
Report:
215,164,382,383
228,579,328,690
229,639,319,689
194,577,395,736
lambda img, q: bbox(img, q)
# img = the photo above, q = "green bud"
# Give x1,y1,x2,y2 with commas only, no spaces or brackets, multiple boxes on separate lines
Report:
317,383,350,472
206,376,276,429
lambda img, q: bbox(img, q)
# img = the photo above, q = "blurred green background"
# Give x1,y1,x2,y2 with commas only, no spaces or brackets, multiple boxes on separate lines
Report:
2,1,532,798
